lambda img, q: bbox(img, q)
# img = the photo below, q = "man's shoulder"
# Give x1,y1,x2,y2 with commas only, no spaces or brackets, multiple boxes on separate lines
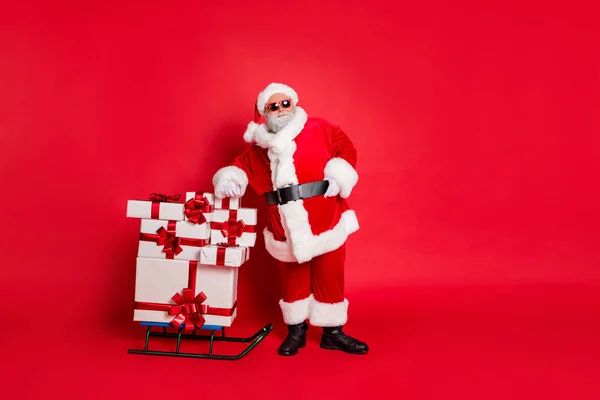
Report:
246,143,267,155
305,116,339,130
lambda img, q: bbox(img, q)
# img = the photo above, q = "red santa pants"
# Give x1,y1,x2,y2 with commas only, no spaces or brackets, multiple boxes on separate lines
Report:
278,244,349,327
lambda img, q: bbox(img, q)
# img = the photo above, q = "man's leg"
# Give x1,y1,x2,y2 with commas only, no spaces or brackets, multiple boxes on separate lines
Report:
277,259,312,356
309,245,369,354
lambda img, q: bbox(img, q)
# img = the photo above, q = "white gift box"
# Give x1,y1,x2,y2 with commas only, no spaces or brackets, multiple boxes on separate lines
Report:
133,257,239,327
200,245,250,267
127,199,185,221
210,208,257,247
138,219,210,261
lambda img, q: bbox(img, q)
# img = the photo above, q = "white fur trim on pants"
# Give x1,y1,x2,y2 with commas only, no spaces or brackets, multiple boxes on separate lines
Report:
279,295,312,325
324,157,358,198
212,166,248,199
263,209,359,263
309,297,349,327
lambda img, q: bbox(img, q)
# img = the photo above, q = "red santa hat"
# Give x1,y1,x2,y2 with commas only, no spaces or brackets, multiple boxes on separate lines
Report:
245,82,299,142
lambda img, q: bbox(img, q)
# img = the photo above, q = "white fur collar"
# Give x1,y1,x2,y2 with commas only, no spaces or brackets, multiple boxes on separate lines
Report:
243,107,308,154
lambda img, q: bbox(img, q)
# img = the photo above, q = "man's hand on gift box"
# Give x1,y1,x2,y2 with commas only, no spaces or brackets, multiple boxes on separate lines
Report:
323,179,341,198
221,180,243,198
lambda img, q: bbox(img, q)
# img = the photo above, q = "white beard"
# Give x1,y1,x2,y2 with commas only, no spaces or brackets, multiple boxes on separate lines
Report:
266,110,295,133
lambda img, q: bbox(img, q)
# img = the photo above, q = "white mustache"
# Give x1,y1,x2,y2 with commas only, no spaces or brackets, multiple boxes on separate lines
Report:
266,111,294,132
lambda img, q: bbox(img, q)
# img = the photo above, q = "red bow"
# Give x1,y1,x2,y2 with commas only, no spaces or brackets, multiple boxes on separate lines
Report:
156,226,183,257
184,195,212,224
149,193,181,202
221,218,246,239
168,289,208,330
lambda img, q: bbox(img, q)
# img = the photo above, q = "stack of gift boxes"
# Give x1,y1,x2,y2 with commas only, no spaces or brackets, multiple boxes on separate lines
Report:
126,192,256,330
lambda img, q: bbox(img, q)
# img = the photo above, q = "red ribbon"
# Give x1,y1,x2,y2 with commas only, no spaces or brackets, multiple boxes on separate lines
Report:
221,218,246,239
149,193,181,202
147,193,181,219
216,246,227,265
139,221,208,259
135,290,237,330
221,198,230,209
184,193,212,225
155,224,183,258
210,210,255,246
151,202,160,219
168,288,208,330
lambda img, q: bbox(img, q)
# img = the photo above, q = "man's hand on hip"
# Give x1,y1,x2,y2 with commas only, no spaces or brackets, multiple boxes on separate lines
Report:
323,179,340,198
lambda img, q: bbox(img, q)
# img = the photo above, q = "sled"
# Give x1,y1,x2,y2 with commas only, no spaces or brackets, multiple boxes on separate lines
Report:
128,321,273,360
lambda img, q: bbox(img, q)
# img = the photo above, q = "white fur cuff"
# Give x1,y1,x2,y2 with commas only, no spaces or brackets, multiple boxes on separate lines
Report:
324,158,358,198
279,295,312,325
309,297,349,327
212,166,248,198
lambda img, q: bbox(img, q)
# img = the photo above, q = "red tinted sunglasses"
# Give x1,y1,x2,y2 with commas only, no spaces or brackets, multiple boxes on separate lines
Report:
266,98,292,112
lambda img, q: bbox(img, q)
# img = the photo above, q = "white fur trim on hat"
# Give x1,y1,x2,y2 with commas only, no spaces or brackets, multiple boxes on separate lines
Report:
309,297,349,327
279,295,312,325
257,83,299,116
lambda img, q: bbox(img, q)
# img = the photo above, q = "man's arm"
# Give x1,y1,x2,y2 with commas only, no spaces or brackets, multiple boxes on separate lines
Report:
212,147,253,198
324,125,359,198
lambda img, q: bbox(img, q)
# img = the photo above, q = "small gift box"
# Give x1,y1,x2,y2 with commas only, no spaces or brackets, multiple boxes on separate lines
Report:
200,245,250,267
210,208,257,247
133,257,238,327
138,219,210,261
127,193,185,221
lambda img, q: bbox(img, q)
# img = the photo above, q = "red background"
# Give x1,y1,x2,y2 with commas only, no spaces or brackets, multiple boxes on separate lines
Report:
1,1,599,399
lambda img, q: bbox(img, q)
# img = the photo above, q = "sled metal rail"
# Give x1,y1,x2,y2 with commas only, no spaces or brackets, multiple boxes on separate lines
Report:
128,322,273,360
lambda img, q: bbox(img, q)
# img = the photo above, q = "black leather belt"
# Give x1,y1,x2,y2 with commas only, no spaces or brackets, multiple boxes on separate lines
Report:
265,180,329,206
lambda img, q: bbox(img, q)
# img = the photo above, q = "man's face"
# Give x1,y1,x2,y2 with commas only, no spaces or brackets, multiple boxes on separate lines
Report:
265,93,296,133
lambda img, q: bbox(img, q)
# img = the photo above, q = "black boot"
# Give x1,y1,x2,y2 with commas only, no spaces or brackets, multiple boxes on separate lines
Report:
321,326,369,354
278,321,308,356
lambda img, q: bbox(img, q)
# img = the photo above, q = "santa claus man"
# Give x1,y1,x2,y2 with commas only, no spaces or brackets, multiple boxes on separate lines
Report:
212,83,368,356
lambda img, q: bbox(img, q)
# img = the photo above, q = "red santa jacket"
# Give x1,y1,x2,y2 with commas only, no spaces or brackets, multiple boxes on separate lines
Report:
212,107,359,263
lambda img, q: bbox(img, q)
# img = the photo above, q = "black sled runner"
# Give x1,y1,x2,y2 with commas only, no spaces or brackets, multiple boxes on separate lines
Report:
128,321,273,360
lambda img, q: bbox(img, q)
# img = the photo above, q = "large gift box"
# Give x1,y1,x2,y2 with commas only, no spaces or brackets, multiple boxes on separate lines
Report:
210,208,257,247
138,219,210,261
133,257,241,328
